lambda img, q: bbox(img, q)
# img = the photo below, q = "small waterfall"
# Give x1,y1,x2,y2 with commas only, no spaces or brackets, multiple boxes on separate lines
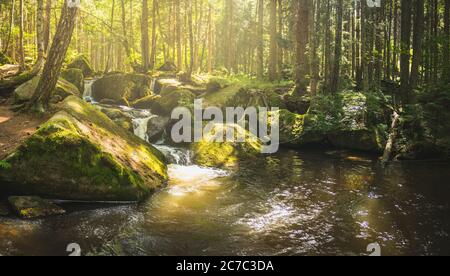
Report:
153,145,193,165
132,114,157,142
83,79,96,102
150,79,156,93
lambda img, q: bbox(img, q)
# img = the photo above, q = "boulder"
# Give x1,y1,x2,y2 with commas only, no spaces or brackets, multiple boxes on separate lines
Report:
225,88,287,109
146,116,170,143
327,128,384,153
272,109,326,147
67,55,94,77
151,89,195,116
158,61,177,72
132,94,161,109
0,96,168,201
13,75,81,104
92,73,151,102
191,123,262,168
100,107,134,132
8,196,65,219
61,68,84,93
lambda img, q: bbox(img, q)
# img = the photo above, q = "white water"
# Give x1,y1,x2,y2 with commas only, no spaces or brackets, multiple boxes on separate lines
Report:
83,79,96,102
132,114,157,142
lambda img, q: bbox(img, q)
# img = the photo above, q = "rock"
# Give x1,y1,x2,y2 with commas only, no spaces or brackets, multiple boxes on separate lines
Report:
99,98,117,105
152,89,195,116
61,68,85,93
273,109,326,147
0,96,168,201
0,201,10,216
132,94,161,109
284,94,310,114
67,55,94,77
206,80,222,93
50,94,63,104
100,107,134,132
92,73,151,102
158,61,177,71
0,52,12,65
13,75,81,104
191,123,262,168
8,196,65,219
146,116,170,143
177,71,191,82
328,129,384,153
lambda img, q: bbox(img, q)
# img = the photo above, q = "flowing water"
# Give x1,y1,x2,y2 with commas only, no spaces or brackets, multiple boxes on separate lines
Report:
0,81,449,256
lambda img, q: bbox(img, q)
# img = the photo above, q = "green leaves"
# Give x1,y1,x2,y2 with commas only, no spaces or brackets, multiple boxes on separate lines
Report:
0,160,11,169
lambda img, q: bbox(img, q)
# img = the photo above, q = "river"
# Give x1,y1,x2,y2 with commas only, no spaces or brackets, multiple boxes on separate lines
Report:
0,81,449,256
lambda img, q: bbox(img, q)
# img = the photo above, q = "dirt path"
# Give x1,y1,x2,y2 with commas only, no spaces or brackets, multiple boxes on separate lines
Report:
0,102,48,160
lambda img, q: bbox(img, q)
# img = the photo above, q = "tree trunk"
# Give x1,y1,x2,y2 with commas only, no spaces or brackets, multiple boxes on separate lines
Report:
43,0,52,52
18,0,25,70
444,0,450,82
150,0,157,70
33,0,46,74
120,0,131,61
256,0,264,79
400,0,412,104
268,0,277,81
104,0,116,73
188,1,194,77
295,0,311,95
141,0,150,72
410,0,424,90
330,0,344,93
207,3,213,73
3,0,15,54
28,2,79,112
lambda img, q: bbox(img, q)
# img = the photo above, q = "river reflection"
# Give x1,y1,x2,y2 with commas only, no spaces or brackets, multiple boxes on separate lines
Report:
0,149,449,256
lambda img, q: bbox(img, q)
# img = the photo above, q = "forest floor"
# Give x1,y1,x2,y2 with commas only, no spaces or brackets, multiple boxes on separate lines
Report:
0,101,47,159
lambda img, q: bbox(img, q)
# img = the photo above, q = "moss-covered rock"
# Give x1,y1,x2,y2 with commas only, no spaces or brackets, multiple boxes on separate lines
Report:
92,73,151,103
132,94,161,109
151,89,195,116
13,75,81,104
328,128,385,153
67,55,94,77
0,96,168,201
61,68,84,93
8,196,65,219
0,52,12,65
226,88,287,109
191,123,262,168
99,107,134,132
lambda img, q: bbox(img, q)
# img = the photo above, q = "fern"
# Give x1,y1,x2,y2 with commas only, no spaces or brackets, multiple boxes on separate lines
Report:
0,160,11,169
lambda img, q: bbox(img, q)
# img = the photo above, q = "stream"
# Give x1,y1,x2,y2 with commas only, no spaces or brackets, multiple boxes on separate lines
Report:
0,80,449,256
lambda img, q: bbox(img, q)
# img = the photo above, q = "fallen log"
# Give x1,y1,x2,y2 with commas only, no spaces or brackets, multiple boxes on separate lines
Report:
382,110,401,163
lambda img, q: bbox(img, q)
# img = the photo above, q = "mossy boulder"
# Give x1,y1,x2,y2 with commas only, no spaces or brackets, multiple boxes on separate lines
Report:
0,96,168,201
8,196,65,219
61,68,84,93
67,55,94,77
191,123,262,168
151,89,195,116
158,61,177,72
328,128,385,153
272,109,326,147
132,94,161,109
13,75,81,104
0,52,12,65
92,73,151,103
99,107,134,132
146,116,170,143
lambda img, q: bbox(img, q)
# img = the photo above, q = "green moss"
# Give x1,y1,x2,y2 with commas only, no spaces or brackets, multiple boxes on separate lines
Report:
192,124,261,168
1,96,168,201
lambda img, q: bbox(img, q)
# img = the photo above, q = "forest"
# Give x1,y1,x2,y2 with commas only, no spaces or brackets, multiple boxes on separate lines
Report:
0,0,449,256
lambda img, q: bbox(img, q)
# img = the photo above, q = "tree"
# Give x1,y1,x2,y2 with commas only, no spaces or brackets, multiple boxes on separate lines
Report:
400,0,412,104
330,0,344,93
33,0,46,73
295,0,311,95
268,0,278,81
141,0,150,72
28,0,79,111
410,0,424,90
18,0,25,70
256,0,264,79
